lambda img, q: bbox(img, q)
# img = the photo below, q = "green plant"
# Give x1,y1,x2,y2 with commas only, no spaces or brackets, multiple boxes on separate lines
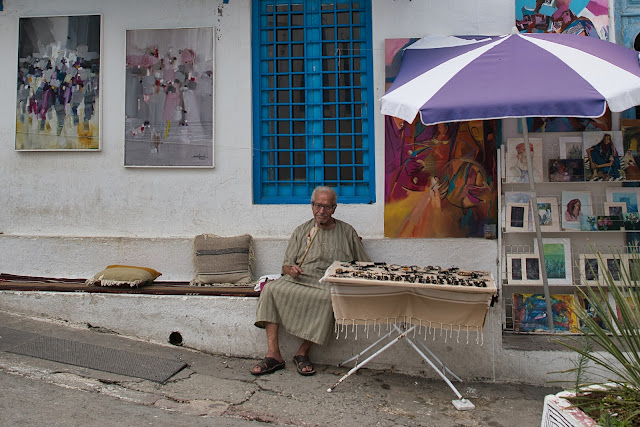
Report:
555,252,640,425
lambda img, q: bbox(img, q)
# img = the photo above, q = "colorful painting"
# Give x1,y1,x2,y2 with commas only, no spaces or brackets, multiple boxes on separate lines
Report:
124,27,214,167
515,0,609,39
515,0,611,133
621,119,640,180
16,15,101,150
384,39,498,238
578,293,610,332
513,293,579,333
561,191,592,230
583,131,624,181
606,188,640,213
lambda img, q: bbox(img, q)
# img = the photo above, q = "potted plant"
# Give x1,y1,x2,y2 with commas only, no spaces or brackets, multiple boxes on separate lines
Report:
542,252,640,426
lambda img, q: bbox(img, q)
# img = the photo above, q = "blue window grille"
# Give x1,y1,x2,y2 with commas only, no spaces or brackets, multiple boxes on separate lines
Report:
252,0,375,204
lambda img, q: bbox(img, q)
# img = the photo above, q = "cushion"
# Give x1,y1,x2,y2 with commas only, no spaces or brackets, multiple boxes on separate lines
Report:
86,265,162,288
190,234,254,286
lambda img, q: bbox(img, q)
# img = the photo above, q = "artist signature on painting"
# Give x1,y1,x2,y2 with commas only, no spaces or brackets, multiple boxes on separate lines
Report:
193,154,207,160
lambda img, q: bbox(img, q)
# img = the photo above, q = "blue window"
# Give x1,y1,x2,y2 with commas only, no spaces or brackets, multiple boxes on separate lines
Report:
252,0,375,204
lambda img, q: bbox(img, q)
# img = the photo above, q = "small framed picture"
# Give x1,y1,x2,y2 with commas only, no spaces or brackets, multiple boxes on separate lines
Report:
603,202,627,229
534,238,573,285
548,159,585,182
579,254,600,285
624,212,640,230
506,254,525,284
601,255,625,285
606,187,640,213
506,202,530,232
558,136,583,160
581,215,598,231
596,216,622,231
523,256,543,284
536,197,560,232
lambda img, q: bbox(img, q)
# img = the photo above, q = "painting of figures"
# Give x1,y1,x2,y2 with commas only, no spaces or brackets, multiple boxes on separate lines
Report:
621,119,640,180
16,15,101,150
384,39,498,238
513,293,579,333
583,131,624,181
124,27,214,167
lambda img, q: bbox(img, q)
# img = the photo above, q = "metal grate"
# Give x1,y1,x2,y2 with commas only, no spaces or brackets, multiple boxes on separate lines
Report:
252,0,375,203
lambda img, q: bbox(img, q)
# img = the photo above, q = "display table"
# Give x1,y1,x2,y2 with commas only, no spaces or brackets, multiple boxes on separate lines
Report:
320,261,498,410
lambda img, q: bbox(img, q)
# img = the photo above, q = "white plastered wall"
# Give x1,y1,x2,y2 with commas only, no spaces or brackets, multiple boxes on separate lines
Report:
0,0,587,385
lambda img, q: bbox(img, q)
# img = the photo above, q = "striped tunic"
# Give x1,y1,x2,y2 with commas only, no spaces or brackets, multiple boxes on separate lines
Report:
255,218,371,345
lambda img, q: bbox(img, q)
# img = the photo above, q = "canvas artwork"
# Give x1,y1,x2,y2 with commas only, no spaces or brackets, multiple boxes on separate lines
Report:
515,0,609,39
505,138,543,183
124,27,214,167
561,191,592,230
558,136,583,159
578,254,600,285
506,254,525,283
536,196,560,232
512,293,579,334
621,119,640,180
603,202,626,230
583,131,625,181
580,215,597,231
384,39,498,238
578,292,610,332
548,159,584,182
503,191,533,231
624,212,640,230
524,256,543,283
606,187,640,213
534,237,573,285
16,15,102,150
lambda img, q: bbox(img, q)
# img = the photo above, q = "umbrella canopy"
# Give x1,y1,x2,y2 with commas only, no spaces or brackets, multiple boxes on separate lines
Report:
380,33,640,126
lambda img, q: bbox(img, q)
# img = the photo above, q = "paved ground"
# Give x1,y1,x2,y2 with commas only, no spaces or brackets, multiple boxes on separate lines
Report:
0,310,560,426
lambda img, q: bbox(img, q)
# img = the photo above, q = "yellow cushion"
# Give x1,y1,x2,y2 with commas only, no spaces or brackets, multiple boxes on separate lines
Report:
86,265,162,287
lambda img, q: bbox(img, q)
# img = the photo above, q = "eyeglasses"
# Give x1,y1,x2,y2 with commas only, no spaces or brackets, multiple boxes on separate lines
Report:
311,202,336,211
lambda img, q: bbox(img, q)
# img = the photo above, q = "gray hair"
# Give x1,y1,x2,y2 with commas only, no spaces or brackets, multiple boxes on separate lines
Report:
311,186,337,205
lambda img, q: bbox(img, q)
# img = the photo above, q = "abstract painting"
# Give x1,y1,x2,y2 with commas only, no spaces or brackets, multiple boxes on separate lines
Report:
16,15,102,150
513,293,579,334
548,159,584,182
583,131,624,181
384,39,498,238
606,187,640,213
124,27,214,167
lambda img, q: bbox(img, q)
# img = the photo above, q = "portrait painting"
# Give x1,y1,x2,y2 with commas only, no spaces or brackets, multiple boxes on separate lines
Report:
621,119,640,180
583,131,624,181
512,293,579,334
558,136,583,160
384,39,498,238
16,15,102,150
124,27,214,167
548,159,584,182
534,238,572,285
606,187,640,213
505,138,543,183
561,191,592,231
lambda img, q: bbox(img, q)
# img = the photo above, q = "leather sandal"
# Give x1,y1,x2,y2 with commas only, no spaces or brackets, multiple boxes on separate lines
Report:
293,355,316,376
251,357,285,376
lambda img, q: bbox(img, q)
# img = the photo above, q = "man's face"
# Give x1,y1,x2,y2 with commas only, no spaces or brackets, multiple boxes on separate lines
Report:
516,152,529,169
311,191,336,225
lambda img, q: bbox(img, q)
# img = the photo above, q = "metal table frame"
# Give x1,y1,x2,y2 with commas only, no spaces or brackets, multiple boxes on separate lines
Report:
327,323,475,411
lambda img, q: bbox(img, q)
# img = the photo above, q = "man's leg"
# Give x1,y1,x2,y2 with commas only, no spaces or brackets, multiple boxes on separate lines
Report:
294,340,315,374
251,322,285,374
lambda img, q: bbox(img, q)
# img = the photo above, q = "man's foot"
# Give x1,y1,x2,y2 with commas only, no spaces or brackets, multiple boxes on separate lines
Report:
293,355,316,376
250,357,285,376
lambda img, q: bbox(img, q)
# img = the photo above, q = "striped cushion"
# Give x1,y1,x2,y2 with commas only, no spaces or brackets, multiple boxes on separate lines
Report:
190,234,254,286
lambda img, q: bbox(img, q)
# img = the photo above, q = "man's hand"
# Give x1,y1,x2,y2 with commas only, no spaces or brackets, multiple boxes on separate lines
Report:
283,265,303,279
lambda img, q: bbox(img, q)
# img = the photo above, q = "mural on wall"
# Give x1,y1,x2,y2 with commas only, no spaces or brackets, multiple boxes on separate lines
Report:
515,0,611,132
384,39,498,238
16,15,101,150
124,27,214,167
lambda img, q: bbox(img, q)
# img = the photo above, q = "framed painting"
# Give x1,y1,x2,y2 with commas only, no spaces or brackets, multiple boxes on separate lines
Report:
577,292,610,332
536,196,560,232
547,159,584,182
578,254,600,285
558,136,583,160
580,215,598,231
606,187,640,213
505,138,543,183
624,212,640,230
583,131,625,181
603,202,626,230
601,254,625,285
512,293,579,334
506,254,526,284
523,256,543,284
124,27,214,167
621,119,640,180
505,202,530,232
16,15,102,150
534,238,573,285
561,191,592,231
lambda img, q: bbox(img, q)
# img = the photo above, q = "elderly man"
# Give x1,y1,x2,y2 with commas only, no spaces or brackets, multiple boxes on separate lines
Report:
251,186,371,376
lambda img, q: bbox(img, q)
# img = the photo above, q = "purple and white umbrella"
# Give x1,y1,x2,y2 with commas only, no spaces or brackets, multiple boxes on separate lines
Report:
381,33,640,126
380,33,640,333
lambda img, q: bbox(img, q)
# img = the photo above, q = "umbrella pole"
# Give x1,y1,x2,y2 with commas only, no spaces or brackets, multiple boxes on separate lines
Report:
520,118,555,333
